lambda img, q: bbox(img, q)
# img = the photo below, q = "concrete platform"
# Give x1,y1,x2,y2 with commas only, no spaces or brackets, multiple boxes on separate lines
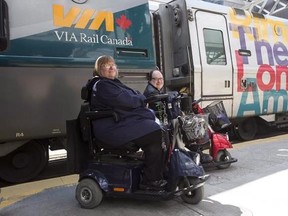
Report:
0,174,78,208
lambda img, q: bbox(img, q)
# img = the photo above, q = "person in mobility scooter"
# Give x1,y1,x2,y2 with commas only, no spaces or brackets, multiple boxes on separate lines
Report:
88,55,167,190
66,55,209,209
143,69,164,99
144,75,237,170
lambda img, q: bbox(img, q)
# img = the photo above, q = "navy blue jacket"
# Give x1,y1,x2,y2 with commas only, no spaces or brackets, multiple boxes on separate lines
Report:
143,82,181,121
143,82,163,98
143,82,165,118
89,77,161,147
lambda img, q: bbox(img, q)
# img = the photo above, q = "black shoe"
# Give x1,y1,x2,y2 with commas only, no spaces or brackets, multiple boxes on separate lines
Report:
140,179,167,191
201,153,213,163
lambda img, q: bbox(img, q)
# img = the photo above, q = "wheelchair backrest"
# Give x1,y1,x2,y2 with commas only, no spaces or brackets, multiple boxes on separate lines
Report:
78,102,91,142
81,76,100,102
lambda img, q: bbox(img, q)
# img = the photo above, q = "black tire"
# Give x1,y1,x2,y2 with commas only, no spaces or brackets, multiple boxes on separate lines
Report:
0,141,48,183
234,117,257,141
76,178,103,209
215,150,231,169
179,177,204,204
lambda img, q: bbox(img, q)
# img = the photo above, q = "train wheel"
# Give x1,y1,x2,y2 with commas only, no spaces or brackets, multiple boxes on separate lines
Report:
0,140,48,183
234,117,258,141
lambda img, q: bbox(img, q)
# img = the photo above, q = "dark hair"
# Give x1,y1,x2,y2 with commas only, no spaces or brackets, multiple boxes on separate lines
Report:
147,67,161,81
147,70,154,81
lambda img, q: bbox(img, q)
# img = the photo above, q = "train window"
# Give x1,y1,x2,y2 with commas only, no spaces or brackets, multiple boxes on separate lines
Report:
203,29,226,65
0,0,9,51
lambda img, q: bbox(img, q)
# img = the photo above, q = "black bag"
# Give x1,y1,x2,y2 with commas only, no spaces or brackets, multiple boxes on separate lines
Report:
166,91,182,120
169,149,201,177
166,148,204,191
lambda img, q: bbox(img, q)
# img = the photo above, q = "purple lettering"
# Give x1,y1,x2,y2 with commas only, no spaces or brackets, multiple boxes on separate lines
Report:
238,26,249,64
273,42,288,66
255,40,274,66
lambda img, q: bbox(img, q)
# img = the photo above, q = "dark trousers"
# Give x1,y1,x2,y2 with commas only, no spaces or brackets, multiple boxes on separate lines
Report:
132,129,163,182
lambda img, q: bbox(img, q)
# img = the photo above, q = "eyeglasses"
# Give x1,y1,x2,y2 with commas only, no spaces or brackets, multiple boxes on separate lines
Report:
152,77,163,81
102,64,117,70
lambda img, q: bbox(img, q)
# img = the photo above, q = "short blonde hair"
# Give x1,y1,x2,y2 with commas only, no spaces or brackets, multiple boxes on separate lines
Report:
94,55,116,77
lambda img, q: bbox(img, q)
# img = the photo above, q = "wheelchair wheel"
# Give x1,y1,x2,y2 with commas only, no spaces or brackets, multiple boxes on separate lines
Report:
76,178,103,209
215,150,231,169
178,177,204,204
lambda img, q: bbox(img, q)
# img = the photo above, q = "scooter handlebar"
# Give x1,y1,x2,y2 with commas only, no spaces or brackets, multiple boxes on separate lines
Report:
192,98,202,106
144,93,169,104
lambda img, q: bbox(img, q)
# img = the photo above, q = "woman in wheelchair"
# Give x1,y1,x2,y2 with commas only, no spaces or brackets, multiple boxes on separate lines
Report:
87,55,167,190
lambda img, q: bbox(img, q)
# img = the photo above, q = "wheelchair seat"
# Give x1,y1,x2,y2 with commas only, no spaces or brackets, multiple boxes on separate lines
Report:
96,140,140,155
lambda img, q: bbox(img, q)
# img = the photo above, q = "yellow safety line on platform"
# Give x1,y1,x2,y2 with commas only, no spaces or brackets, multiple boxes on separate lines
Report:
0,174,78,208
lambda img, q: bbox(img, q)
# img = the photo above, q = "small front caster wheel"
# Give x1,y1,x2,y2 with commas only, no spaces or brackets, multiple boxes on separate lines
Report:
76,178,103,209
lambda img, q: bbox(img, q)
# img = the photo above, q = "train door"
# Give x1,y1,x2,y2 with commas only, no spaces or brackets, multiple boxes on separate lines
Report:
195,11,233,96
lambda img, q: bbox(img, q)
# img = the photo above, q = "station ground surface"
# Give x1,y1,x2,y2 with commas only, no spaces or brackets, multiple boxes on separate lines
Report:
0,174,78,208
1,133,288,216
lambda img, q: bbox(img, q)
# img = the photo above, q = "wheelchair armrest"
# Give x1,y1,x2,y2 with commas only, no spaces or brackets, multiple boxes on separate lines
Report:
145,93,169,104
84,110,119,122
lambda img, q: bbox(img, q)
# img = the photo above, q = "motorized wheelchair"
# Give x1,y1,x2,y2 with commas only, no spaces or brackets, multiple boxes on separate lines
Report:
66,84,209,209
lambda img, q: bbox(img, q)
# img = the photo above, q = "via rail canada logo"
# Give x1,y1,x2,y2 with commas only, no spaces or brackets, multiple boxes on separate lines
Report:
53,5,132,31
53,4,133,45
